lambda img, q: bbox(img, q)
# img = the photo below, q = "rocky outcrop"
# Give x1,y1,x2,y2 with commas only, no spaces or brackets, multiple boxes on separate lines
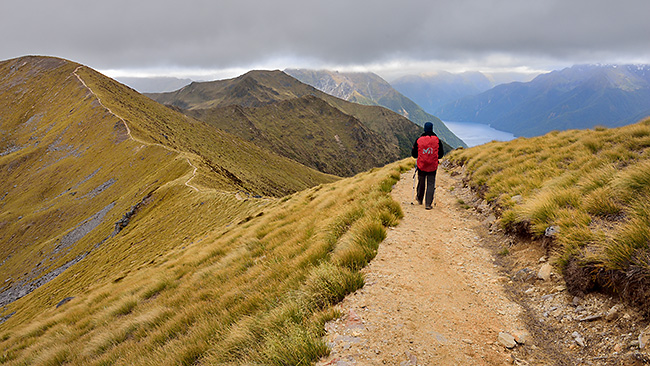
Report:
112,194,152,236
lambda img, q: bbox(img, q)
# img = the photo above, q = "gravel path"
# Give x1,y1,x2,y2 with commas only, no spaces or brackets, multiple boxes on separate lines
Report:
318,168,529,365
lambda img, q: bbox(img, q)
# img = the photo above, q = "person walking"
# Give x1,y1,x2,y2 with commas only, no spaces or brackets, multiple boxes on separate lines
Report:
411,122,444,210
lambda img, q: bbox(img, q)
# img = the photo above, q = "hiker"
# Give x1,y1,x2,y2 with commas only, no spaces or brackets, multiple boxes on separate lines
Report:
411,122,444,210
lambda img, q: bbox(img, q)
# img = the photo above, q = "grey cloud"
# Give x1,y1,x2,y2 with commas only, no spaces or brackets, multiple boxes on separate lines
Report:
1,0,649,73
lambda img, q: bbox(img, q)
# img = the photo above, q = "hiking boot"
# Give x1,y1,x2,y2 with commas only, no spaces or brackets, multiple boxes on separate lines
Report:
417,200,423,205
425,205,432,210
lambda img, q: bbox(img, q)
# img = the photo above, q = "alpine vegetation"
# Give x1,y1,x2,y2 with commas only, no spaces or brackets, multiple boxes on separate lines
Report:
446,118,650,312
0,55,410,365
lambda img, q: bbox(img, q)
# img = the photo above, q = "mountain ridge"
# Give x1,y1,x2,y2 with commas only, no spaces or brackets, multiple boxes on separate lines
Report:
283,69,467,149
148,70,454,176
0,55,336,327
435,64,650,137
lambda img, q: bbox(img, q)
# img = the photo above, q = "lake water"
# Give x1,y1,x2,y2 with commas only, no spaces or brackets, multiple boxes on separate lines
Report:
443,121,516,147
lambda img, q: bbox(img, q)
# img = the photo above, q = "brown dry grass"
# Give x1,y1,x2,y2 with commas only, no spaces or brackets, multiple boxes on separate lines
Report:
446,118,650,312
0,56,410,365
0,151,411,364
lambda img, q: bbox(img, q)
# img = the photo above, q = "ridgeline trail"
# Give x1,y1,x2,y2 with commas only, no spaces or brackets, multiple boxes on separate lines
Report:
317,167,561,366
72,66,201,193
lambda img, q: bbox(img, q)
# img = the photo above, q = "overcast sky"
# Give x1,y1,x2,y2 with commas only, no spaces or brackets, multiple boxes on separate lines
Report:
2,0,650,82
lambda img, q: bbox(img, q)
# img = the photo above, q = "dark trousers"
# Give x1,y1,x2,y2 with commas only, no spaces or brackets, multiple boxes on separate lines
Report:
417,170,437,207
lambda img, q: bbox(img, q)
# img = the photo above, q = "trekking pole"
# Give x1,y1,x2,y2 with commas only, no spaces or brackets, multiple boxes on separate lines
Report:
411,167,417,205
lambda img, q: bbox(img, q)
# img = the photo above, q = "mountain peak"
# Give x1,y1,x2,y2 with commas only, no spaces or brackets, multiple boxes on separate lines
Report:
285,68,467,148
148,69,431,176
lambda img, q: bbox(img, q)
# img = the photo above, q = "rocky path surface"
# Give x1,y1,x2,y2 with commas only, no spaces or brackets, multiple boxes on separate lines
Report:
318,167,531,365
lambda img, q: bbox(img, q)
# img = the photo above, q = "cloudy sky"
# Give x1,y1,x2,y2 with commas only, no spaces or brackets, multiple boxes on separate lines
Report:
2,0,650,82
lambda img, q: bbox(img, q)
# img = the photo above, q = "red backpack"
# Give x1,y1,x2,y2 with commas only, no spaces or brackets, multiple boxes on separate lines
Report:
417,135,440,172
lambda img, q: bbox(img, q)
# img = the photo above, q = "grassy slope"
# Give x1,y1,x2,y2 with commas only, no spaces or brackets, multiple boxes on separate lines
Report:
0,56,413,365
0,154,411,365
77,66,335,197
0,56,328,343
446,118,650,311
0,57,197,321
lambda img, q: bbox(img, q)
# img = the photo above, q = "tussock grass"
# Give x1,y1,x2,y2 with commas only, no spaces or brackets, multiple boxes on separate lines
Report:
379,172,401,192
86,320,140,356
141,278,175,300
446,118,650,311
605,201,650,270
615,160,650,202
258,325,329,366
110,297,139,317
583,186,623,217
32,344,71,366
0,156,409,365
300,263,365,310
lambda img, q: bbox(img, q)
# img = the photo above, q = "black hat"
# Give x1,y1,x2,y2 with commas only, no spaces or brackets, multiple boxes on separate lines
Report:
424,122,433,133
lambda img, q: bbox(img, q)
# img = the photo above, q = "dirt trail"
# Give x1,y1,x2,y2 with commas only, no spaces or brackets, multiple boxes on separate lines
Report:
318,168,531,365
72,66,200,192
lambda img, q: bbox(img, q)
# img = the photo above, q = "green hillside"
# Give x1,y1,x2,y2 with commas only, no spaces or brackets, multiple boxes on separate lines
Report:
0,56,410,365
446,118,650,312
284,69,467,149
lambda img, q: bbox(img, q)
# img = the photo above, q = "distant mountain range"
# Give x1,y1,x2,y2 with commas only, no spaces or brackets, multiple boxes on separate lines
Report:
148,70,460,176
391,71,495,114
434,64,650,137
284,69,467,148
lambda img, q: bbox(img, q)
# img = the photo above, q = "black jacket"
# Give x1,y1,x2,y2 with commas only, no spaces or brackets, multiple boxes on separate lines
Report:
411,132,445,160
